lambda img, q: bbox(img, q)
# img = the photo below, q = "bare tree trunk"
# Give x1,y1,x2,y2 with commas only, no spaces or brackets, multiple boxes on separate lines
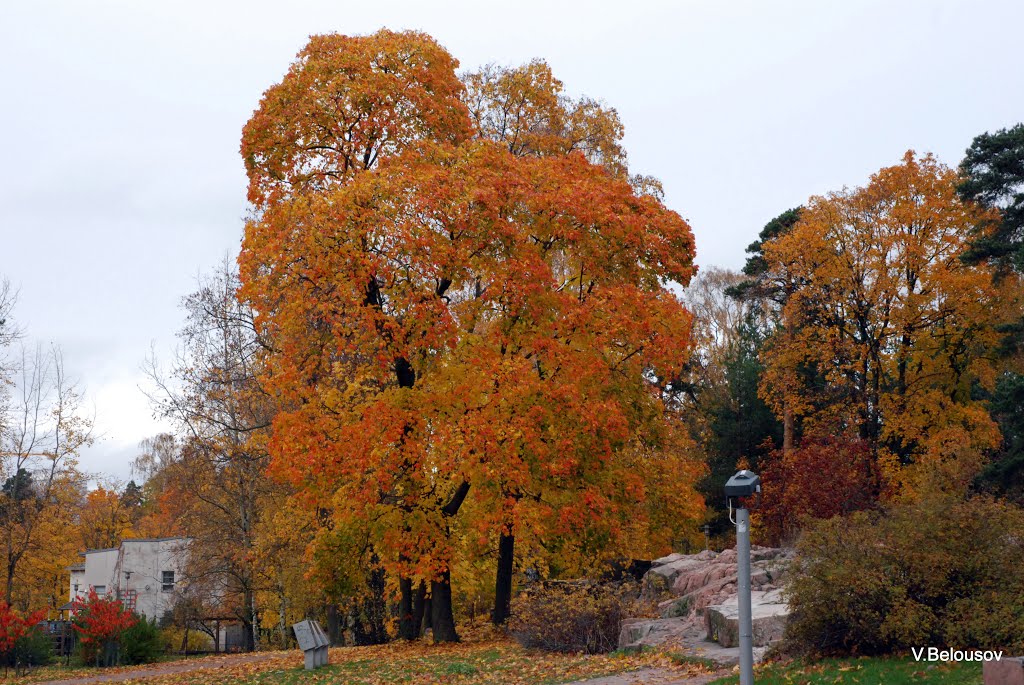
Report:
492,530,514,625
240,588,259,652
5,561,14,607
326,604,341,645
398,575,417,640
278,588,287,647
421,595,432,634
411,580,427,637
430,568,458,643
250,590,260,651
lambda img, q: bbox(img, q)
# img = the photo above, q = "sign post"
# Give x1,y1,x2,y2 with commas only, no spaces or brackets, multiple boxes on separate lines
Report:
292,619,330,670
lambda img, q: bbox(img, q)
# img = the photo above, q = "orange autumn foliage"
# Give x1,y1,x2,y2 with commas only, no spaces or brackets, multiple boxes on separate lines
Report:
238,29,704,633
79,486,136,551
758,152,1005,500
241,30,471,209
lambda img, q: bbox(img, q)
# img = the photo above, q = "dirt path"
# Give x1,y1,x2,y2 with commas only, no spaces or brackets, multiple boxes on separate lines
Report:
31,651,298,685
568,668,730,685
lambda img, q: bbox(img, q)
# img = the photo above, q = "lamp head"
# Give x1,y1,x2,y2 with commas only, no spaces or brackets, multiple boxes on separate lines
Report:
724,469,761,498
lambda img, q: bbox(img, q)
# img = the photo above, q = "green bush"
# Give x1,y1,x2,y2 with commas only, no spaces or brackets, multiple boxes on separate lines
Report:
507,581,651,654
1,626,52,668
121,616,163,665
785,495,1024,656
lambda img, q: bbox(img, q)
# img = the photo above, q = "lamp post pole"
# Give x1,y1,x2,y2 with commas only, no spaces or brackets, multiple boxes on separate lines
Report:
735,502,753,685
725,469,760,685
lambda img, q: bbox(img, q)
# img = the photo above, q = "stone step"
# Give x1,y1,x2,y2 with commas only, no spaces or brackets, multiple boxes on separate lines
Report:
703,590,788,648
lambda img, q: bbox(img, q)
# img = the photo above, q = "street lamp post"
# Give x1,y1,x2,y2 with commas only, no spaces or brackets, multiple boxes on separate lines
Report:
725,469,761,685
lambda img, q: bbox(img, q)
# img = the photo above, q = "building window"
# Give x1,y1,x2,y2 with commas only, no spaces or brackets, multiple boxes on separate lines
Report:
73,583,79,593
93,585,106,595
161,571,174,592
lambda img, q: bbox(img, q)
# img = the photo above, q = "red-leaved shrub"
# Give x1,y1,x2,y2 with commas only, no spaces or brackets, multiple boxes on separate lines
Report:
72,589,137,667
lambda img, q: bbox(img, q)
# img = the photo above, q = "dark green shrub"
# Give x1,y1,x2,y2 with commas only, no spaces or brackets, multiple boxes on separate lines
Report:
507,581,651,654
786,495,1024,655
120,616,163,665
1,626,52,668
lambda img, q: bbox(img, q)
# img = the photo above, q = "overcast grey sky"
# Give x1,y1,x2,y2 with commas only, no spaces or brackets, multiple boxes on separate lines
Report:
1,0,1021,482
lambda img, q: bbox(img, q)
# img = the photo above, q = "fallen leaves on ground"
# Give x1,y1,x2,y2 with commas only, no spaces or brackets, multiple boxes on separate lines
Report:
6,652,282,685
26,631,708,685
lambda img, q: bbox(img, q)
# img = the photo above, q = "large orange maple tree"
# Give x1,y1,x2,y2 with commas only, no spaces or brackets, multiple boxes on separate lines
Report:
239,30,702,642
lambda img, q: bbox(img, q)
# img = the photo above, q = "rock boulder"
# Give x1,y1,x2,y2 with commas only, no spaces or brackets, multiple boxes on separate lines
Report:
620,545,793,660
703,589,789,648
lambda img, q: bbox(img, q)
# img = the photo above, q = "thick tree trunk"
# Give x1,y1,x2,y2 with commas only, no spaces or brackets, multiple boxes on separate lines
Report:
398,576,418,640
242,588,257,652
411,580,427,638
419,480,471,642
241,618,255,652
492,530,514,625
430,568,459,643
326,604,341,645
354,565,389,645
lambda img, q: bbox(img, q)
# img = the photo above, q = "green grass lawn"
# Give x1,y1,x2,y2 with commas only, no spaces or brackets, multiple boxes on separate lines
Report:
205,641,702,685
709,656,982,685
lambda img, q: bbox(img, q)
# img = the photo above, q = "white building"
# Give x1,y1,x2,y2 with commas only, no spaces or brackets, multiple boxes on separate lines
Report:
67,537,190,621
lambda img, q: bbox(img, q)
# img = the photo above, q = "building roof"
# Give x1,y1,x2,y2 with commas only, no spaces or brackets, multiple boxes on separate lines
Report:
80,537,191,555
67,562,85,571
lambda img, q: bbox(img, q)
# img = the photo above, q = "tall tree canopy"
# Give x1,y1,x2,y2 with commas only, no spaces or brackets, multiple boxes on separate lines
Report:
238,30,702,642
758,152,1004,500
146,260,286,652
0,287,89,612
241,30,472,209
958,124,1024,503
958,123,1024,276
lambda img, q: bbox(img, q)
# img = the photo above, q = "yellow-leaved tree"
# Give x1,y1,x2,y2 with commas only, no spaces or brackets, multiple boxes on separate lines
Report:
0,282,90,613
758,152,1008,504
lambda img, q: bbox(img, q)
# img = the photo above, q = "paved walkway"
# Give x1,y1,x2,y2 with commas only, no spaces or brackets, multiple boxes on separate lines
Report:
32,651,296,685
